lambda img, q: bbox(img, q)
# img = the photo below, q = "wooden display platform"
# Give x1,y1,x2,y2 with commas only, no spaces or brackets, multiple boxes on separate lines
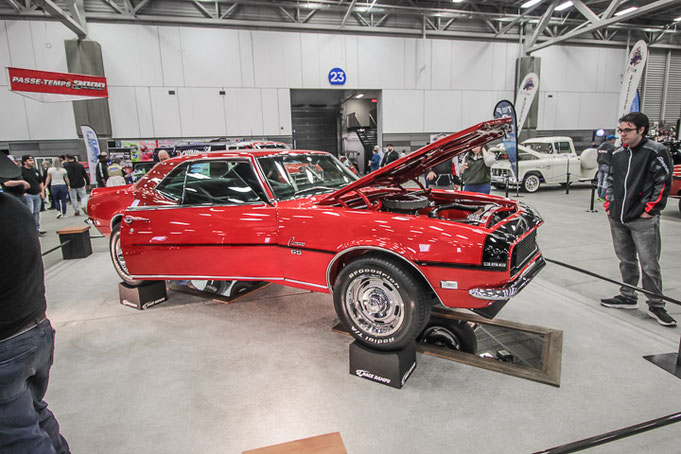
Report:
243,432,346,454
334,307,563,387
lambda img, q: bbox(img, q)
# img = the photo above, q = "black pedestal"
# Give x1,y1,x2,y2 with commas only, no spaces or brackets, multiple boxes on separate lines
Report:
119,281,167,310
57,227,92,260
349,341,416,389
643,338,681,380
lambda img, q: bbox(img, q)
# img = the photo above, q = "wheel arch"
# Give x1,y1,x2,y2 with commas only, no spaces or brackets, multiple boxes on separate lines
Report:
110,213,124,232
524,170,544,182
326,246,439,303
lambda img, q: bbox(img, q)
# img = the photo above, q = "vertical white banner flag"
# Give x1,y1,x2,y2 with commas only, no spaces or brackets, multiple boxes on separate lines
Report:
80,125,101,185
515,72,539,135
618,40,648,119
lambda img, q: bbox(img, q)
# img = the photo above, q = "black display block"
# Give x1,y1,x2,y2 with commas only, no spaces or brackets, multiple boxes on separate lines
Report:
57,227,93,260
119,281,167,310
349,341,416,389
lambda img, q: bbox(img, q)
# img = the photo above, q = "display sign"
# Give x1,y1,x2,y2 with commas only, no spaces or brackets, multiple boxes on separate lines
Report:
81,125,101,185
493,100,519,183
618,40,647,119
328,67,346,85
8,67,108,102
515,72,539,135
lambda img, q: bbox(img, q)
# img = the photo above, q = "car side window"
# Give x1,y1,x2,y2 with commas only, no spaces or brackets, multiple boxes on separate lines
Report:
155,163,187,202
557,142,572,154
182,160,265,206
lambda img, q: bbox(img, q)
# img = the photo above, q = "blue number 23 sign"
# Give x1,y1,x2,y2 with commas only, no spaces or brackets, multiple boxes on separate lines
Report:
328,68,346,85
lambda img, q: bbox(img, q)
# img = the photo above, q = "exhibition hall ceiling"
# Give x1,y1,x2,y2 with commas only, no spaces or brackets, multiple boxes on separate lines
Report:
0,0,680,50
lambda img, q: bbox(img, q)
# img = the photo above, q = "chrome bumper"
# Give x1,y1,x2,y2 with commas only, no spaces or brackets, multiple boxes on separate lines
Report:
469,255,545,300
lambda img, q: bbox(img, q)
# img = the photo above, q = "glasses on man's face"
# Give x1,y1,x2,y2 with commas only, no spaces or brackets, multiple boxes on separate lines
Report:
616,127,637,134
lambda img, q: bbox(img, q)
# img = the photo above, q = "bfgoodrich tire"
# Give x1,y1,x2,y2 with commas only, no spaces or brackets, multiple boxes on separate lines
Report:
417,317,477,354
110,223,142,286
333,255,431,351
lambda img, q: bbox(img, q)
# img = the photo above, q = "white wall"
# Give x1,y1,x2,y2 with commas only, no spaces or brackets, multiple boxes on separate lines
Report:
0,19,626,141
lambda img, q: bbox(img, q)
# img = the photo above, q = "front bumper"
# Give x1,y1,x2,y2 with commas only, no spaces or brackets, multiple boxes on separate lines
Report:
469,255,545,300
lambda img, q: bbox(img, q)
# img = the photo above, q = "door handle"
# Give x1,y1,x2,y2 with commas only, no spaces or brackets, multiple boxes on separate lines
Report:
124,216,149,224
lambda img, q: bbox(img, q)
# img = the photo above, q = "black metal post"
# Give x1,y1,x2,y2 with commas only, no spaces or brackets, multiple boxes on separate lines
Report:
586,180,597,213
565,172,570,194
505,174,509,198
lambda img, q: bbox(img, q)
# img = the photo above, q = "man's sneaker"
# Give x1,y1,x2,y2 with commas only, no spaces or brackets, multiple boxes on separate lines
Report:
74,211,81,216
56,212,63,219
600,295,637,309
38,230,47,236
647,307,677,327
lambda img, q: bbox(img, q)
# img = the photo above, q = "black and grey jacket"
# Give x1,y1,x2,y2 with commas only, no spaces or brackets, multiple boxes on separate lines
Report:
605,138,672,223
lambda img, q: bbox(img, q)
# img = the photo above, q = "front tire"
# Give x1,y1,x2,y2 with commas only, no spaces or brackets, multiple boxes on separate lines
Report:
334,255,431,351
110,223,142,286
523,174,541,193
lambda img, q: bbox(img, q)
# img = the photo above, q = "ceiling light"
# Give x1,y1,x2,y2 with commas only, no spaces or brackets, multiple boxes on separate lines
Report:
452,0,465,3
355,93,364,99
554,1,573,12
521,0,542,8
674,16,681,22
615,6,638,16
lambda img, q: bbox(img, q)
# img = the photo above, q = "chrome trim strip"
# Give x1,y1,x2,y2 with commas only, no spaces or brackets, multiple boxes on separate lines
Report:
126,201,269,212
325,246,440,300
131,275,284,281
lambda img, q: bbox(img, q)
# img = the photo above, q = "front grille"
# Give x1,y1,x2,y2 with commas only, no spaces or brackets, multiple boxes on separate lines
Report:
510,230,538,276
492,168,509,177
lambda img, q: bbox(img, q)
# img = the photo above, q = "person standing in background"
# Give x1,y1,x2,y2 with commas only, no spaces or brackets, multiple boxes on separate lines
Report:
63,155,90,216
95,152,108,187
460,145,495,194
369,147,381,172
20,155,46,236
106,158,126,187
596,135,616,201
380,144,399,167
45,158,69,219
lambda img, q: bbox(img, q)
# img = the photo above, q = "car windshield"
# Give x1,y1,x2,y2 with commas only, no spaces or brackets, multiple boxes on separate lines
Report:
523,142,553,154
258,154,358,200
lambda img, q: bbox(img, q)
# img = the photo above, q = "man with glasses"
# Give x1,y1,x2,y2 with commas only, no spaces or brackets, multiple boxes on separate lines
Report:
601,112,676,327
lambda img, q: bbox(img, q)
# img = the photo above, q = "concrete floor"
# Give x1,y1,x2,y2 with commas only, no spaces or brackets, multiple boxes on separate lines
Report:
38,185,681,454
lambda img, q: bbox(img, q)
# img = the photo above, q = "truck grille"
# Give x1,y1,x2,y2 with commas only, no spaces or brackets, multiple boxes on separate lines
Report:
492,168,509,177
510,230,538,276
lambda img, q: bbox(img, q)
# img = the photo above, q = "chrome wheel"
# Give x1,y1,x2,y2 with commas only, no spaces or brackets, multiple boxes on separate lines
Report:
110,224,142,286
345,275,405,337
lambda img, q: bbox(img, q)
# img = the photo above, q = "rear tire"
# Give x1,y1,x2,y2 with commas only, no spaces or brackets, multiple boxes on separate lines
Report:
110,223,142,286
334,255,431,351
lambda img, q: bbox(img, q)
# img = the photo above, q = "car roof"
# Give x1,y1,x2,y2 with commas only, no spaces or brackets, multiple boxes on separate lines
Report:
523,136,572,143
163,149,332,164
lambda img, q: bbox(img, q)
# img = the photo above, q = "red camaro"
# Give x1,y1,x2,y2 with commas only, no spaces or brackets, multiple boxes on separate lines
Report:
88,118,544,350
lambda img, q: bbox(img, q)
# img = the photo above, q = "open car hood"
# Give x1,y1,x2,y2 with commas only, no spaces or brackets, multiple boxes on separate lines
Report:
320,117,512,204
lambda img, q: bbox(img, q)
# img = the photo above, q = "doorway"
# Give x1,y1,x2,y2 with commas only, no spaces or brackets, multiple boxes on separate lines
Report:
290,89,381,174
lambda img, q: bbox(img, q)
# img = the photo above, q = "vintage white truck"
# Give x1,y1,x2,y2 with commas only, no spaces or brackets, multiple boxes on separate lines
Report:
490,136,598,193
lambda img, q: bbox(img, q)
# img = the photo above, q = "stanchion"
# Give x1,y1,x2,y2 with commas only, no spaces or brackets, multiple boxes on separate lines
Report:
504,174,509,198
586,180,598,213
565,172,571,194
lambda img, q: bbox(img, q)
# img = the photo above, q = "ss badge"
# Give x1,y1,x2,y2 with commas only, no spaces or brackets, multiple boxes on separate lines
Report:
291,249,302,255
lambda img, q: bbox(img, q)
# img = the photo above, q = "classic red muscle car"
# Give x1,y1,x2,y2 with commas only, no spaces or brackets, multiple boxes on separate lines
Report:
671,164,681,214
88,118,544,350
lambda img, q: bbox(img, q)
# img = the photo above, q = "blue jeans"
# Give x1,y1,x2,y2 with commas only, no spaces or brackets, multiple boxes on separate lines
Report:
463,183,491,194
0,319,70,453
596,164,610,199
51,185,68,215
23,193,42,231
